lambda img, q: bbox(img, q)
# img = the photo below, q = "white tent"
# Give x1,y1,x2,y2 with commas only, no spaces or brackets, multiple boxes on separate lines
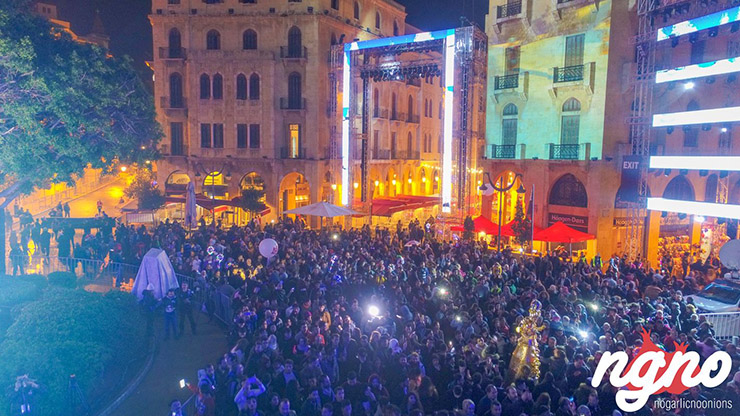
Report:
131,248,180,300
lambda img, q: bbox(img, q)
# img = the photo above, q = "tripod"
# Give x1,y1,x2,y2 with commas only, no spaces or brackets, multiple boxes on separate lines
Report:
67,375,90,416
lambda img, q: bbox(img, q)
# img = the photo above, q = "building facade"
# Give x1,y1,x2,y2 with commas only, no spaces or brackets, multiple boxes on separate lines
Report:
482,0,636,258
150,0,456,225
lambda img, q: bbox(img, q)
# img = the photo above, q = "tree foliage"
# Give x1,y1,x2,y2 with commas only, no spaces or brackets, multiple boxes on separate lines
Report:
463,215,475,241
125,167,165,211
511,197,532,246
0,5,161,201
238,188,267,219
0,289,147,416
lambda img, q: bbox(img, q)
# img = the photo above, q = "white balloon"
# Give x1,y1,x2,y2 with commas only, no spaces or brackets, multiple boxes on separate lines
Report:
719,240,740,270
259,238,279,259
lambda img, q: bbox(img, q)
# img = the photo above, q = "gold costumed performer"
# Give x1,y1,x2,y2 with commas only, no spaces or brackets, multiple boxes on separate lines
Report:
507,299,545,383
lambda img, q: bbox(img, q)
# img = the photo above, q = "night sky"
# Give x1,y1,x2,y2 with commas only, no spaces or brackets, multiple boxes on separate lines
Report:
47,0,488,82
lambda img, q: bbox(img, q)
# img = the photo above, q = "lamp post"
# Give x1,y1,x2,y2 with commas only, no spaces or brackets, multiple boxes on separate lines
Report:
194,162,231,231
482,172,525,252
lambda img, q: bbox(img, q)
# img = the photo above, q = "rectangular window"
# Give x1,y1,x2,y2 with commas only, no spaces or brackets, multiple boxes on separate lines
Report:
502,119,517,145
564,34,585,67
249,124,260,148
289,124,300,157
560,115,580,144
200,123,211,148
690,40,705,65
212,123,224,148
237,124,248,148
171,122,184,155
505,46,520,75
684,127,699,147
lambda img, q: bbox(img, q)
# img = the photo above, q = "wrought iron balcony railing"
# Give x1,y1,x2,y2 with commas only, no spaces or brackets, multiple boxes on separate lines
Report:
494,74,519,90
497,0,522,19
549,144,580,160
553,64,585,83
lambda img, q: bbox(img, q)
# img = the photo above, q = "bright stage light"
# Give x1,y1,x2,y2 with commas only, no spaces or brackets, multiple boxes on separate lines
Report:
579,330,589,339
650,156,740,172
722,127,729,133
653,106,740,127
368,305,380,318
656,56,740,84
683,81,695,90
657,5,740,41
442,32,455,213
647,197,740,220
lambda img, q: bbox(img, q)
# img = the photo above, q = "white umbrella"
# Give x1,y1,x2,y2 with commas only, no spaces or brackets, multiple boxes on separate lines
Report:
184,181,197,228
284,201,364,218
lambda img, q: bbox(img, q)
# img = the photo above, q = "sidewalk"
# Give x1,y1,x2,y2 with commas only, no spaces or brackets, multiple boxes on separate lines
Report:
110,317,228,416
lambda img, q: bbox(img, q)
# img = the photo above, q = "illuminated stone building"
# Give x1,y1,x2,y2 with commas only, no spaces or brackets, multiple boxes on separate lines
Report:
482,0,636,257
34,1,110,48
149,0,455,224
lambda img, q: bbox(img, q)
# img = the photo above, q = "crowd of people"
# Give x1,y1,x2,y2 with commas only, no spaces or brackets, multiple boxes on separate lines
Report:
107,216,738,416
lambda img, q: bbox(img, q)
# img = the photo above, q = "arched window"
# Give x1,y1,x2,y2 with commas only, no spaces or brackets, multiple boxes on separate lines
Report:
288,26,302,58
206,29,221,50
502,103,518,146
354,2,360,20
169,72,183,108
407,95,414,119
288,72,302,108
549,174,588,207
168,28,182,58
407,132,413,154
375,11,381,29
249,73,260,100
243,29,257,50
391,93,397,119
663,175,694,201
393,20,399,36
212,73,223,100
200,74,210,99
705,174,718,202
236,74,247,100
561,98,581,145
331,0,339,10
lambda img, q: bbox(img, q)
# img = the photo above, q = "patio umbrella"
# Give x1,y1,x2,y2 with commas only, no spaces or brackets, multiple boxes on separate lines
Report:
284,201,364,218
184,181,197,228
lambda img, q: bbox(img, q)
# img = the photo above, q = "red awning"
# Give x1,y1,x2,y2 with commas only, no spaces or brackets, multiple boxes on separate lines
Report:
498,220,545,238
450,216,498,234
534,221,595,243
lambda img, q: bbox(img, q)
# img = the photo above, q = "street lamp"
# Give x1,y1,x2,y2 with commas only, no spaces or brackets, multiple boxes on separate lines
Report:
194,162,231,231
482,172,525,252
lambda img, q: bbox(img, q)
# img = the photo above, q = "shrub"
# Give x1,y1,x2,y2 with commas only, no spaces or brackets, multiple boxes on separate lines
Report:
0,276,42,306
47,271,77,288
0,289,147,416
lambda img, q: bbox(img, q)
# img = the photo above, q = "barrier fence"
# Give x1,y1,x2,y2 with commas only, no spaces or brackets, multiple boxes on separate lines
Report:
700,311,740,342
7,255,234,326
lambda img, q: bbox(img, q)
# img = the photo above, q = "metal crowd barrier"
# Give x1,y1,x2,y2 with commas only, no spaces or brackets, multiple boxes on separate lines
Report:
8,255,234,327
700,312,740,342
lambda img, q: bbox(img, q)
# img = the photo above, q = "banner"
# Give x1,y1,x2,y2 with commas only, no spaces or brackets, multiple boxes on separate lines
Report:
548,213,588,233
619,155,643,204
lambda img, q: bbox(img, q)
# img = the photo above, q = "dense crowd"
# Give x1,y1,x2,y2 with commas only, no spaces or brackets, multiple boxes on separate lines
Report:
29,215,740,415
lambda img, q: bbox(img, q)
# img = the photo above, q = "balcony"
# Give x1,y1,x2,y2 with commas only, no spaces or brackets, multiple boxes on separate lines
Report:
497,1,522,19
549,144,580,160
373,108,389,119
159,96,187,117
372,149,391,160
407,114,420,123
495,74,519,90
549,62,595,97
280,97,307,110
485,144,516,159
553,0,600,19
390,112,407,122
280,46,308,60
554,64,585,83
280,147,307,159
158,47,186,60
392,149,420,160
406,78,422,88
